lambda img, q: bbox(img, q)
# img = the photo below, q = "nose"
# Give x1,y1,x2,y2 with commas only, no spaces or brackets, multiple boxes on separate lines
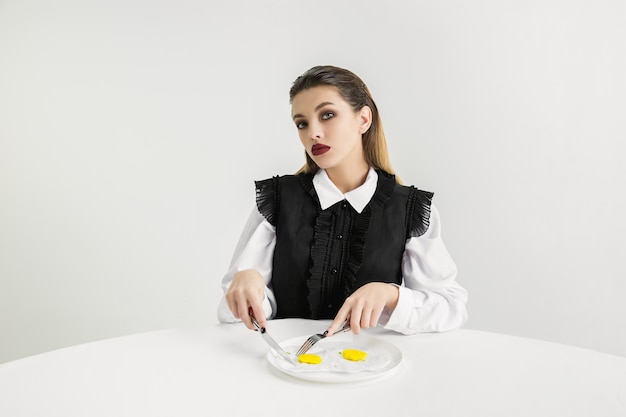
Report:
308,121,322,140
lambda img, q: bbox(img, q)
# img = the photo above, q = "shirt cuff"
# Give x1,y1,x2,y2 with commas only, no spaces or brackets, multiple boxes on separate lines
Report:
383,285,429,334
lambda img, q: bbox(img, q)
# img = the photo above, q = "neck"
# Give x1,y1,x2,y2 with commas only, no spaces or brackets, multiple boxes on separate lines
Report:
326,162,370,194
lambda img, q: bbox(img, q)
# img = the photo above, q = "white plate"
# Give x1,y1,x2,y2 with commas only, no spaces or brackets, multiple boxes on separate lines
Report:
266,333,402,383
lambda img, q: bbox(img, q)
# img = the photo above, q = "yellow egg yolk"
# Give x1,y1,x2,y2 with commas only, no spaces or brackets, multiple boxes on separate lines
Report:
342,349,367,361
298,353,322,364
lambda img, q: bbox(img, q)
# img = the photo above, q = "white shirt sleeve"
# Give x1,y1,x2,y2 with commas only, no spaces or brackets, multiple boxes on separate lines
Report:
216,207,278,323
381,205,469,334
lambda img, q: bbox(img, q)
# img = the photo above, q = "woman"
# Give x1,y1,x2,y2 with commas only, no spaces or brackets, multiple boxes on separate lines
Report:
217,65,468,337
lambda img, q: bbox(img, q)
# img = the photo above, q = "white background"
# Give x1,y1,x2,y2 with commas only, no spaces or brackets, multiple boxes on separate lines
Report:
1,0,625,363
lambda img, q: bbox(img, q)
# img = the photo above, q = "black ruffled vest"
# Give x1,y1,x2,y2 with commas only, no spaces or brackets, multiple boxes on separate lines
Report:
255,170,433,320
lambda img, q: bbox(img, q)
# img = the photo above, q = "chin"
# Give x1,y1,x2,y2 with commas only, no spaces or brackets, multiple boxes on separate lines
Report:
311,157,336,170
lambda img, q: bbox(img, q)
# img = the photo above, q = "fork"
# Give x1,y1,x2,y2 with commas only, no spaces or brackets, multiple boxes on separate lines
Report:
295,322,352,356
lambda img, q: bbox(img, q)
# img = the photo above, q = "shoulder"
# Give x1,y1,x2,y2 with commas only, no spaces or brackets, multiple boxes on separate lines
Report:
254,174,314,225
254,173,313,193
376,170,434,201
397,184,434,204
375,171,435,238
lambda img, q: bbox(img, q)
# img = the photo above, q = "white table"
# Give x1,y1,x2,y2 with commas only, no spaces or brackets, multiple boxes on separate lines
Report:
1,319,625,417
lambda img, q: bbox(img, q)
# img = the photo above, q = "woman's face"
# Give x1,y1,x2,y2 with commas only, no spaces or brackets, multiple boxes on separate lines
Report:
291,86,371,172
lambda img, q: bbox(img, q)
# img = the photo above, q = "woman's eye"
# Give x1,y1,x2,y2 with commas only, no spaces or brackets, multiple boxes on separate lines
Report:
295,121,307,129
321,112,335,120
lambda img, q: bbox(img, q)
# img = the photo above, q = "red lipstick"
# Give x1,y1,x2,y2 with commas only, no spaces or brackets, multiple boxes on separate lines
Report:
311,144,330,156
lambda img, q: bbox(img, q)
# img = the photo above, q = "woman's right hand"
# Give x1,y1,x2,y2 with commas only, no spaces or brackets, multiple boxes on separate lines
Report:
224,269,267,330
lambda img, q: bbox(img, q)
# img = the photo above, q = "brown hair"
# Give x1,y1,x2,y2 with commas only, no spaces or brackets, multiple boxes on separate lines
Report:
289,65,401,183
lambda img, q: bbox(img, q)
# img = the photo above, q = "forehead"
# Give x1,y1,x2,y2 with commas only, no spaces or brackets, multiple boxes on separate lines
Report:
291,86,348,116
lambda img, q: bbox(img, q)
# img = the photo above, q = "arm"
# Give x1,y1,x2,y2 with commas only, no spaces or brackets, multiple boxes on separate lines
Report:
216,207,277,329
383,205,468,334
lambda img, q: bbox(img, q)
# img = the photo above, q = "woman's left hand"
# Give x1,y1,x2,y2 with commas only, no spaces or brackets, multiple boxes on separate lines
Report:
326,282,399,336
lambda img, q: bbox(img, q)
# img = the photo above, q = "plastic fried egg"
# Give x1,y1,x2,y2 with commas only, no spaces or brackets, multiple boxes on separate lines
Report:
341,349,368,361
298,353,322,364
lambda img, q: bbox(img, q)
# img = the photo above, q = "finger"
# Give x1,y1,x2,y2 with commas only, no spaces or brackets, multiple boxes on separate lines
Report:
249,303,267,329
236,300,254,330
369,305,384,328
360,307,372,329
349,305,363,335
326,306,350,336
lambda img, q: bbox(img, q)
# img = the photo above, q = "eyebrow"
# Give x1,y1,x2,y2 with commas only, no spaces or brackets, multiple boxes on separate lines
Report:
292,101,335,120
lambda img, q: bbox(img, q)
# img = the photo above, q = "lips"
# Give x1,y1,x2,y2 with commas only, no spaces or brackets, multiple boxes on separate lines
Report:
311,144,330,156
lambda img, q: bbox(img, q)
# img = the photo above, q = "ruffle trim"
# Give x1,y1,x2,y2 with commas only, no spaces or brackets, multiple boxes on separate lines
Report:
307,208,332,318
405,187,434,238
343,208,371,297
294,174,324,317
255,176,281,226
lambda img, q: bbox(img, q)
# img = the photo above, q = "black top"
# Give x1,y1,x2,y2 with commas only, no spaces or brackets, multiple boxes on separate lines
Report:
255,170,433,320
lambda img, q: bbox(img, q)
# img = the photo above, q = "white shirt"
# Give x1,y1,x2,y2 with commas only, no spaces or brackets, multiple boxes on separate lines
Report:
217,168,468,334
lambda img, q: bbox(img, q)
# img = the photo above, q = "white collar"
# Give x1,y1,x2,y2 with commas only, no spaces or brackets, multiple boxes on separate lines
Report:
312,167,378,214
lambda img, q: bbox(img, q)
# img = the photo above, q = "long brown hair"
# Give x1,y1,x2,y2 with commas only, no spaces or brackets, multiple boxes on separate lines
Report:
289,65,401,184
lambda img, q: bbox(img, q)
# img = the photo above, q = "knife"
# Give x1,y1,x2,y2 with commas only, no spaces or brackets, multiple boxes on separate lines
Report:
250,315,294,363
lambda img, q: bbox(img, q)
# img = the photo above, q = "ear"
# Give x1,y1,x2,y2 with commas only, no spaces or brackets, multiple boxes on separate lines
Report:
358,105,373,134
